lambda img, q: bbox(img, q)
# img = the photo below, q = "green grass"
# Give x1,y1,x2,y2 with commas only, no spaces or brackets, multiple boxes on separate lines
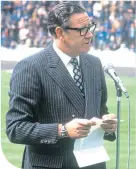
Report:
1,71,136,169
105,76,136,169
1,72,24,168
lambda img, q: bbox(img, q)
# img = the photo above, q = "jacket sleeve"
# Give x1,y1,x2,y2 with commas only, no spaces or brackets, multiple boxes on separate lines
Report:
98,58,116,141
6,60,59,145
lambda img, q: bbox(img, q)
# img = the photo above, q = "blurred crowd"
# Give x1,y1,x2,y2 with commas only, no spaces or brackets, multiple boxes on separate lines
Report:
1,0,136,52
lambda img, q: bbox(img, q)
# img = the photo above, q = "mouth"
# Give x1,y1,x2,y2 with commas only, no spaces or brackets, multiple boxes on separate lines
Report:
85,40,92,44
85,41,90,44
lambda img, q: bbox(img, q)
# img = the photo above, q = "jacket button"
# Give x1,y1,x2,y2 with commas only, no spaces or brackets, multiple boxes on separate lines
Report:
44,140,48,143
52,140,57,144
47,140,51,144
40,140,44,144
72,114,75,118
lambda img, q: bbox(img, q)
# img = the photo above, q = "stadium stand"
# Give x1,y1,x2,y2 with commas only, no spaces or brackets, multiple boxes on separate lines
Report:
1,0,136,52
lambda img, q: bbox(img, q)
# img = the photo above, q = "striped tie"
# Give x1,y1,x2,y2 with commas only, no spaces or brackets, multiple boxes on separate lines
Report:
70,58,84,97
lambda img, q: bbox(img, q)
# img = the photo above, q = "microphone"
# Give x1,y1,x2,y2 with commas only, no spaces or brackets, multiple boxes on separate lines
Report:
103,64,129,98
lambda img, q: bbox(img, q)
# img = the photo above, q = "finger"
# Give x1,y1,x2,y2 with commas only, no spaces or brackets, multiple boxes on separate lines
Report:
100,123,114,129
78,129,90,135
102,119,117,124
102,114,116,120
103,128,116,133
75,130,89,138
101,124,117,131
81,126,91,130
77,126,90,131
101,124,116,129
76,119,90,126
110,114,117,119
79,134,89,138
88,121,96,126
75,119,96,127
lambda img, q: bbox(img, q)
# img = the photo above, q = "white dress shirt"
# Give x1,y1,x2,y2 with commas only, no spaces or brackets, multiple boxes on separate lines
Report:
53,42,79,79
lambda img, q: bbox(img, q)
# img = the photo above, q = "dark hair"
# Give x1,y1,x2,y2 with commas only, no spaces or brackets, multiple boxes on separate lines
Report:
47,2,86,37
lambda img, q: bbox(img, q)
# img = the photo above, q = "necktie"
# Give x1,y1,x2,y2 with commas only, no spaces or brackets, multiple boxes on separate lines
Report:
70,58,84,97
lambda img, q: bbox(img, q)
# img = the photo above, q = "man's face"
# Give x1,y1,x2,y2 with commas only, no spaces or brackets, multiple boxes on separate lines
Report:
62,12,95,56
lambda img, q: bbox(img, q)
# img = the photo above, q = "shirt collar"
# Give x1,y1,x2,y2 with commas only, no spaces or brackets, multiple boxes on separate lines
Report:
53,42,79,66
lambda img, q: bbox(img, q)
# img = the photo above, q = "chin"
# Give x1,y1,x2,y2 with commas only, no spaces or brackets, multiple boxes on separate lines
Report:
80,46,91,53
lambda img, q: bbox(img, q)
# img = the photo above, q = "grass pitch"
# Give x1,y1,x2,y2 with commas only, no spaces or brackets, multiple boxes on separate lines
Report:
1,71,136,169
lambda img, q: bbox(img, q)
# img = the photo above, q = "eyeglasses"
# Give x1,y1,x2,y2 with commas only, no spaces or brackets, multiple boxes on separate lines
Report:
64,22,96,36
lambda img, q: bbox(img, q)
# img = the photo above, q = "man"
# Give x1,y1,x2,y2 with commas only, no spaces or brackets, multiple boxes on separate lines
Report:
6,2,117,169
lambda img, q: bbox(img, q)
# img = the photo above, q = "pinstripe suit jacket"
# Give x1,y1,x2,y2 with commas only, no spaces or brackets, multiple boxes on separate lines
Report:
6,43,115,169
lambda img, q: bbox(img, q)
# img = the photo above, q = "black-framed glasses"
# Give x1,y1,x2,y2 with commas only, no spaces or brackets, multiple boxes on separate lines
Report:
64,22,96,36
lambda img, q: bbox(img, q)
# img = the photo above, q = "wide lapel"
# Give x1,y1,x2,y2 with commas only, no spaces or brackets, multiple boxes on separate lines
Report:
45,45,85,116
80,54,97,119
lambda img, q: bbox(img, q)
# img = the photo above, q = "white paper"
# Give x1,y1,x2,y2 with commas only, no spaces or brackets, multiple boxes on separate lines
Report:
73,118,110,168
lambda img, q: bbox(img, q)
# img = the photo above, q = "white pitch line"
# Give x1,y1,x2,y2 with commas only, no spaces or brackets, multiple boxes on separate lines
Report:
5,70,13,73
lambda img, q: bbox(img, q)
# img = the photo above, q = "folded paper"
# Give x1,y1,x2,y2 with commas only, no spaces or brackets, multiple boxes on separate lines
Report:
73,117,110,168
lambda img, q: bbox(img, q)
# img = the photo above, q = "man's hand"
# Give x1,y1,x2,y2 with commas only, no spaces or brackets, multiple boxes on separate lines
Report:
101,114,117,133
65,118,96,139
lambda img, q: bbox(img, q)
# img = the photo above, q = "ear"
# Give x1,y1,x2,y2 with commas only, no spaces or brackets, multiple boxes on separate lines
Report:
55,27,64,40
